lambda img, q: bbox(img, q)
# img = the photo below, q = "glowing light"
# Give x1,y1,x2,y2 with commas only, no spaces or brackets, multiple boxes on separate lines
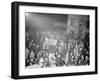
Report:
25,13,29,17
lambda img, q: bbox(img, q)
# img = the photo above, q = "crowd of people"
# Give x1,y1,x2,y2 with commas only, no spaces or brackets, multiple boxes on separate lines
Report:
25,14,89,68
25,31,89,68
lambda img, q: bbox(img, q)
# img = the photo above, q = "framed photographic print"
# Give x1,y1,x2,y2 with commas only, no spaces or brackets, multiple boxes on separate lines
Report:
11,1,98,79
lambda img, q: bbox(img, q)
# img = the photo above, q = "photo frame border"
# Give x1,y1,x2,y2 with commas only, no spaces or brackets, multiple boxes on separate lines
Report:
11,1,98,79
